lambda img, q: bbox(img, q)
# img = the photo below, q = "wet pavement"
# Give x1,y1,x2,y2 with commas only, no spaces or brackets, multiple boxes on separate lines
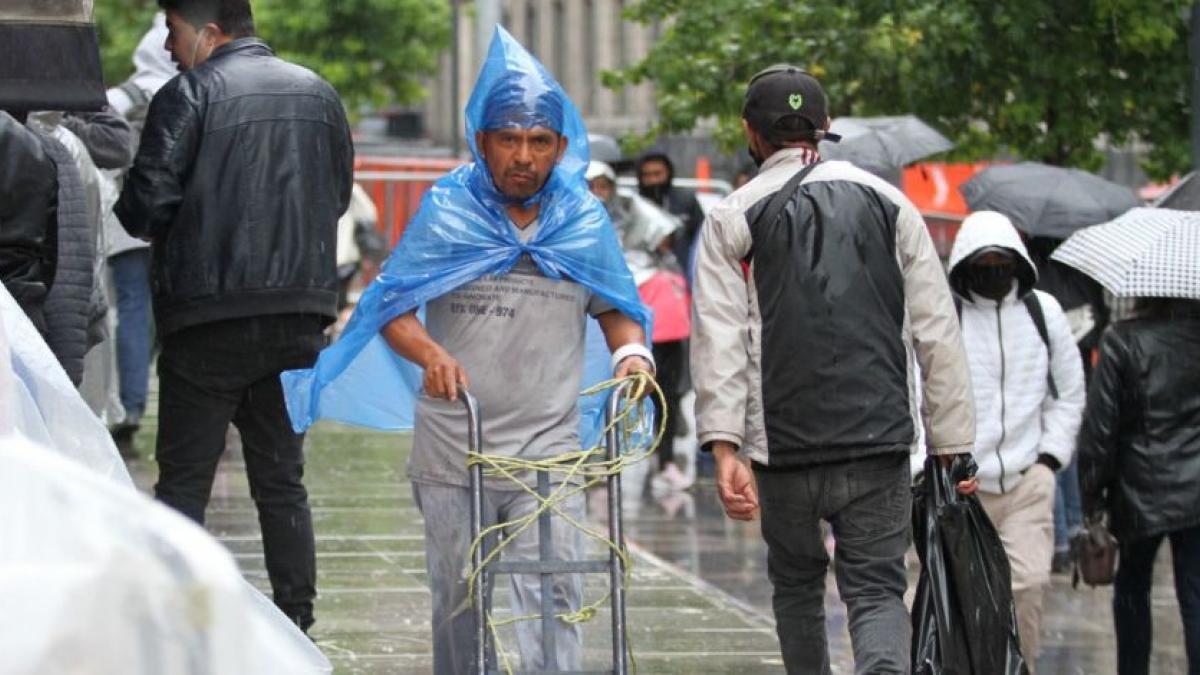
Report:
125,394,1191,674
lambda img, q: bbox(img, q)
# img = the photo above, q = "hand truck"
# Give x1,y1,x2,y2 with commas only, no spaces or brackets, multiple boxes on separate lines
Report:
464,384,630,675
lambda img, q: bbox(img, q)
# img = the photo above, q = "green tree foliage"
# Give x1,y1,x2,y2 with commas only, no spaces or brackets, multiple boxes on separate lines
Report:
606,0,1191,178
94,0,450,111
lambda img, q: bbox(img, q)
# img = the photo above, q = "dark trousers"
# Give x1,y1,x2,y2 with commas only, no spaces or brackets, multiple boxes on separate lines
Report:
756,453,912,675
155,314,325,630
650,340,685,467
1114,524,1200,675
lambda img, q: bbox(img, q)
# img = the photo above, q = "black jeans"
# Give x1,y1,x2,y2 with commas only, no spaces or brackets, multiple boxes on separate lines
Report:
756,453,912,675
155,314,325,630
650,340,685,466
1114,524,1200,675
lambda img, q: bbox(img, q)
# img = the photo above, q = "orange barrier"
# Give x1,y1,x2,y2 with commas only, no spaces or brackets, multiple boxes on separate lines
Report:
356,155,989,258
355,156,462,244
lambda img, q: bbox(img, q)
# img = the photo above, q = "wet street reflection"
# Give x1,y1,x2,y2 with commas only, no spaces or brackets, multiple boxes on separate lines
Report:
126,405,1189,674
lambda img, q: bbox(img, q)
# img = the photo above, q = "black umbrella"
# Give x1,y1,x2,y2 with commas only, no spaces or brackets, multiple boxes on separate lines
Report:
819,115,954,177
960,162,1138,239
1155,172,1199,211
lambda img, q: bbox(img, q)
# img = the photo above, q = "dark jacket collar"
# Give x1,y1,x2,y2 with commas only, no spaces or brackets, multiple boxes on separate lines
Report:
208,37,274,61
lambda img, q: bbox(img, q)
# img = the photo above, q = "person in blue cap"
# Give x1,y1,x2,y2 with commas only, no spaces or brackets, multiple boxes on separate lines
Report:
282,28,653,672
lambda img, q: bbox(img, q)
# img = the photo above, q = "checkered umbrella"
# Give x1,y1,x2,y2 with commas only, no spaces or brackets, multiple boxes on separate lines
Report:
1050,208,1200,299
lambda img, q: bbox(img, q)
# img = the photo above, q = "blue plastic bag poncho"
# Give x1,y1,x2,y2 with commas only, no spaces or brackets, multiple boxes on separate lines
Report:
281,27,650,443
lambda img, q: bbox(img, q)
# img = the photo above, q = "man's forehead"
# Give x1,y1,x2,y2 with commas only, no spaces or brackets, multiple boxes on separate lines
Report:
487,127,559,139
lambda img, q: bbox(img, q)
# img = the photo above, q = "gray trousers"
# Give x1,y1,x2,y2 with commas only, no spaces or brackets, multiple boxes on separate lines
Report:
412,481,584,675
755,453,913,675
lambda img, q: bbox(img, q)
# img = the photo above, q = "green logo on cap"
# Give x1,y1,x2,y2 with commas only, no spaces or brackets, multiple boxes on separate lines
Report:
788,93,804,110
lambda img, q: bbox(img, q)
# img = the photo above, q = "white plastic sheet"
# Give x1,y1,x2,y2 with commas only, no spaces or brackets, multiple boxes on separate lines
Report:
0,285,331,674
0,439,331,675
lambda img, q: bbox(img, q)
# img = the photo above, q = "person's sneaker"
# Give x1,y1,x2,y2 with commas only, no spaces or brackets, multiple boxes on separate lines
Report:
652,462,694,493
1051,549,1072,574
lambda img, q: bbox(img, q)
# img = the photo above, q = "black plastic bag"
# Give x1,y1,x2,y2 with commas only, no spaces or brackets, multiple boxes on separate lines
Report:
911,456,1028,675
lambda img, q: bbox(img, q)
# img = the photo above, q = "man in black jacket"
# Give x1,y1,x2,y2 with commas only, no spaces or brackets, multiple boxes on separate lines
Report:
115,0,353,633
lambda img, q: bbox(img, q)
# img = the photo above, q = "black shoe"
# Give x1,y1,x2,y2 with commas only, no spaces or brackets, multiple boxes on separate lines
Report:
112,424,139,459
1051,550,1071,574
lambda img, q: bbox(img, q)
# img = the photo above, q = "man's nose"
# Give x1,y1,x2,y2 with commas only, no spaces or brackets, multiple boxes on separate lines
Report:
512,139,534,163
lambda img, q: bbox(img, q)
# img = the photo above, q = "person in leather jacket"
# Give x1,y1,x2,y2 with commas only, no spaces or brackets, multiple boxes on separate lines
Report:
115,0,353,634
1078,297,1200,675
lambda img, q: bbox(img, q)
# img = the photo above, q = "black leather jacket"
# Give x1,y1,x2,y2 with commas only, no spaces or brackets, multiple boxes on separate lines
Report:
115,38,353,336
1078,305,1200,542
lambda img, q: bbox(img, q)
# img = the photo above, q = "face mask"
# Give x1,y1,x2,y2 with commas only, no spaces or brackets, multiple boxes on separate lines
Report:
748,144,767,169
966,264,1016,299
639,182,669,203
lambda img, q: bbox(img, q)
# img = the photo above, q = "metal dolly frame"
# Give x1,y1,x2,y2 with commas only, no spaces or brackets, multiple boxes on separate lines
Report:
464,386,630,675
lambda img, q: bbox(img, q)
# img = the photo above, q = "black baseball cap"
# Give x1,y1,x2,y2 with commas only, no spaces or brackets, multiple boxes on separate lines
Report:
742,65,840,145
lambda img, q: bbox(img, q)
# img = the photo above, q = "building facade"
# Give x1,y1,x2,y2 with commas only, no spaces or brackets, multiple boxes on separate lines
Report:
423,0,661,148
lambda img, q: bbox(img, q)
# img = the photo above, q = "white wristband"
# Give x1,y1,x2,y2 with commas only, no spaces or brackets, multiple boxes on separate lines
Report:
610,343,655,374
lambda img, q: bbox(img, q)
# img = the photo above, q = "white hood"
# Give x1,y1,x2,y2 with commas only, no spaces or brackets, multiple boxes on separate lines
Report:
947,210,1038,300
130,12,175,95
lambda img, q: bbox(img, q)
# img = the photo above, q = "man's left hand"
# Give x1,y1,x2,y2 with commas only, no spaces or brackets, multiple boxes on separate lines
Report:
615,355,653,379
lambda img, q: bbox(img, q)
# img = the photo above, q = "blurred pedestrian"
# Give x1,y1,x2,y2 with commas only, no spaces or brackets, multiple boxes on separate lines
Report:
1079,297,1200,675
27,111,105,389
103,12,175,455
1025,234,1110,571
589,160,693,491
0,111,58,335
637,149,706,276
691,65,977,674
115,0,354,633
947,211,1086,670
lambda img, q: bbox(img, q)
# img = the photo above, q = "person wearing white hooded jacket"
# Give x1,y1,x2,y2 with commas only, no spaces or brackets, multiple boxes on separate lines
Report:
947,210,1086,670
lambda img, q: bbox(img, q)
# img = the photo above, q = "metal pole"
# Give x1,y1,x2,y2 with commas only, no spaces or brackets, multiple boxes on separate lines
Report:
450,0,461,158
605,384,629,675
464,391,487,675
1191,1,1200,170
537,470,558,670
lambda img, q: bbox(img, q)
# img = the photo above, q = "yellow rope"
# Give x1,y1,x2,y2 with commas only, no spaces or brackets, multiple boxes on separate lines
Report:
465,371,666,674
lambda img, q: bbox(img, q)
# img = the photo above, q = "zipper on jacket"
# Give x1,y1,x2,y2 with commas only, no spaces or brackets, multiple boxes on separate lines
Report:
995,304,1008,494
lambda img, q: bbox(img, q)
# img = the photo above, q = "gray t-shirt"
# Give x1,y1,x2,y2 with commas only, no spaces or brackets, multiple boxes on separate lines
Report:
407,220,614,489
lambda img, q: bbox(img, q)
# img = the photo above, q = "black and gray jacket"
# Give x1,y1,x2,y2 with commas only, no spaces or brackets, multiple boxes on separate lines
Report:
116,38,354,336
691,148,975,469
36,128,98,386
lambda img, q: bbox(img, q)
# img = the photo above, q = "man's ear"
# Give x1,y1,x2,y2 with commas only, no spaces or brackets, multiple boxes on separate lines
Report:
556,134,568,162
202,21,223,42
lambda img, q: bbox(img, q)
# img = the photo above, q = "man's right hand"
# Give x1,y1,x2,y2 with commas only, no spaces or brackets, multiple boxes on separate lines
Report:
713,441,759,521
423,351,469,401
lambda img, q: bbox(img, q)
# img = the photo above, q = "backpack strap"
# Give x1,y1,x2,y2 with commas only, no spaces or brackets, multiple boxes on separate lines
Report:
1022,292,1060,400
742,160,822,265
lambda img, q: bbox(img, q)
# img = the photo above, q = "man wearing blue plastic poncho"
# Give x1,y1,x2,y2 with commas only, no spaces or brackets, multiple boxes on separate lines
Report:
282,28,652,673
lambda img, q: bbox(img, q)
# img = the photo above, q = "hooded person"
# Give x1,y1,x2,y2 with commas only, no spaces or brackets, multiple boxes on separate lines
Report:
636,149,706,273
947,210,1085,669
282,27,652,674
